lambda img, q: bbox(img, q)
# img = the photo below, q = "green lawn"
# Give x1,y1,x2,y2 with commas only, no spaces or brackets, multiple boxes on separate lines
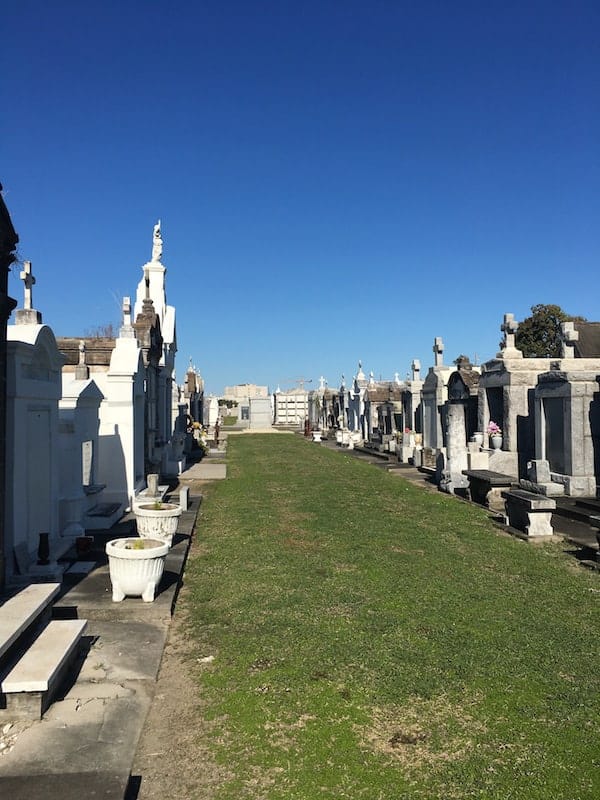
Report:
183,434,600,799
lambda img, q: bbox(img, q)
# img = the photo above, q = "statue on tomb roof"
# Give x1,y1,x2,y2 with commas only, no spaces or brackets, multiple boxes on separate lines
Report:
152,219,163,262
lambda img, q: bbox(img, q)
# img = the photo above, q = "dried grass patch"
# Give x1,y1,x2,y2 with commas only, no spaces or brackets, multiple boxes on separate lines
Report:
263,714,317,752
359,693,486,773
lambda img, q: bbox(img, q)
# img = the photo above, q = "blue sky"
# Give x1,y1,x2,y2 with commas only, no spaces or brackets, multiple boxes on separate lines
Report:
3,2,599,394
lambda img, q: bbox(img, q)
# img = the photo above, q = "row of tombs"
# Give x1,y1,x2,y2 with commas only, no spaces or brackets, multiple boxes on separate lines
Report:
4,222,205,585
308,313,600,500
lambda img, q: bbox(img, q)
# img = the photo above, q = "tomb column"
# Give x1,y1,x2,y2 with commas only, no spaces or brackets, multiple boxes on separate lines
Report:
0,188,18,589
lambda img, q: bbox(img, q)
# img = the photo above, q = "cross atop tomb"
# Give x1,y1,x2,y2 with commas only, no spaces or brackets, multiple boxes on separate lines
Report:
15,260,42,325
433,337,444,367
412,359,421,381
561,321,579,358
319,375,326,390
497,312,522,359
501,313,518,348
20,261,35,310
394,371,401,384
119,296,135,338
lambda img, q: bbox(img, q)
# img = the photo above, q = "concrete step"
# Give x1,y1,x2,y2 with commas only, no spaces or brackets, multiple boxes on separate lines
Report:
0,583,61,664
1,618,87,719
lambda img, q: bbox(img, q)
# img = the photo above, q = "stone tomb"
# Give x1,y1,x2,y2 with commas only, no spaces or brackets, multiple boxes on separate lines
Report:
6,322,65,580
477,313,550,478
533,327,600,496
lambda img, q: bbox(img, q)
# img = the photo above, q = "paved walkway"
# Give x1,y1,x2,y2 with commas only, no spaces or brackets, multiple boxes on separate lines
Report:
0,476,209,798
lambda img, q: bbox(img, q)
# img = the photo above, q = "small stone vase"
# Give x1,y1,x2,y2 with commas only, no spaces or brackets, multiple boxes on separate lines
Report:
490,434,503,450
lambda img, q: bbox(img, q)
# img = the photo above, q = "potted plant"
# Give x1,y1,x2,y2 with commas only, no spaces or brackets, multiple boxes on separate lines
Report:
134,499,182,547
106,537,169,602
487,421,503,450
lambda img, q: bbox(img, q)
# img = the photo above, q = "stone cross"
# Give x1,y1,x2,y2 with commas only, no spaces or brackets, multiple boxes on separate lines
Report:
561,321,579,358
497,312,522,358
119,296,135,338
433,337,444,367
123,296,132,326
20,260,35,310
319,375,326,390
394,371,401,384
412,359,421,381
500,313,519,350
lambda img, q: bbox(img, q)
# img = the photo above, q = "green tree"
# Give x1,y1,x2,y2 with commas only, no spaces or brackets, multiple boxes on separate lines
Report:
515,304,586,357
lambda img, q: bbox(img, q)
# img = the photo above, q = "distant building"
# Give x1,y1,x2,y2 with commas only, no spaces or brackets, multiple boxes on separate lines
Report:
223,383,268,400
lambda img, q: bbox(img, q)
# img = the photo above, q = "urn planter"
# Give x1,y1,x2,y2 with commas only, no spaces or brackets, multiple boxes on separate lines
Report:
106,538,169,602
490,434,503,450
471,432,484,446
134,502,182,547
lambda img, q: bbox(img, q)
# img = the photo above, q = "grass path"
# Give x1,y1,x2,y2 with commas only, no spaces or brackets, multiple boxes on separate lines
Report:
182,434,600,799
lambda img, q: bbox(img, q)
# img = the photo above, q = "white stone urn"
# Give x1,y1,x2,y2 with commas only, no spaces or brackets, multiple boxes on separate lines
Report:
134,502,183,547
471,432,484,446
106,538,169,602
312,430,322,442
490,434,503,450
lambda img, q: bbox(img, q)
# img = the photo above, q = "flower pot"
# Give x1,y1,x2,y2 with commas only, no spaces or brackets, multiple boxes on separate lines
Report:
312,431,322,442
471,432,484,446
490,434,503,450
134,502,182,547
106,538,169,602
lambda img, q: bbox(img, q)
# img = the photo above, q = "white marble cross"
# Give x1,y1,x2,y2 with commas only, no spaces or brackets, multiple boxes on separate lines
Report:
19,260,35,310
433,337,444,367
319,375,326,390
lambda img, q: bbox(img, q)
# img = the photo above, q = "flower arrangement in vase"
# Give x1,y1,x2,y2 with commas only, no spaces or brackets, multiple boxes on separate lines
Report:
487,421,503,449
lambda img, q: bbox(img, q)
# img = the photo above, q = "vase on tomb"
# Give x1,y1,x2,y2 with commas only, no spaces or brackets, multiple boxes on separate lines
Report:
471,432,484,446
490,434,503,450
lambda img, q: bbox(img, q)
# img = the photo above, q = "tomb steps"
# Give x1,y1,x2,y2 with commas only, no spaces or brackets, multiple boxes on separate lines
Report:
550,497,600,550
0,583,87,720
553,497,600,526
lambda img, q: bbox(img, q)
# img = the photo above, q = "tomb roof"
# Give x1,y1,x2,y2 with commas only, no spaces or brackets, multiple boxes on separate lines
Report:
57,337,116,367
